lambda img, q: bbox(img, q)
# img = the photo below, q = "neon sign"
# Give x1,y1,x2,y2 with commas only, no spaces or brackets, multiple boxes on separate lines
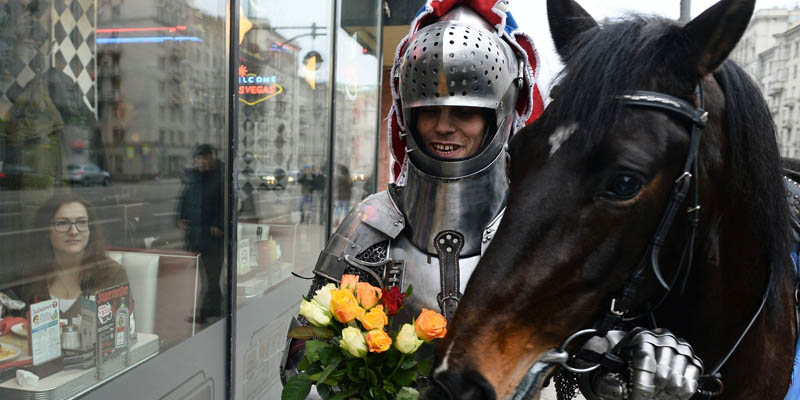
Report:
238,65,284,106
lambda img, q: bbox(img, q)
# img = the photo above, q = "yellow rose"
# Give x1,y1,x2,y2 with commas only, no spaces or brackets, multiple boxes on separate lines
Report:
298,299,331,327
359,305,388,331
356,281,382,309
366,329,392,353
340,274,359,291
330,289,364,323
414,308,448,341
394,323,424,354
340,327,368,358
312,283,337,312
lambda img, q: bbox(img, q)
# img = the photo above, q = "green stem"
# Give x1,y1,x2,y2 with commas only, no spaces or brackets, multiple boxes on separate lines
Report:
388,353,406,379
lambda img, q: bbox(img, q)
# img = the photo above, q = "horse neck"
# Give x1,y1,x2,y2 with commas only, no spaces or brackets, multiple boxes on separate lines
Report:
659,213,795,398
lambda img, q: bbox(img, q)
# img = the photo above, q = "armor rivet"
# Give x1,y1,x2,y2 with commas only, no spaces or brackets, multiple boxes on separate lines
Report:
446,247,453,252
487,235,492,240
446,234,452,240
439,239,445,244
394,222,399,226
338,257,343,262
351,244,356,249
453,238,459,243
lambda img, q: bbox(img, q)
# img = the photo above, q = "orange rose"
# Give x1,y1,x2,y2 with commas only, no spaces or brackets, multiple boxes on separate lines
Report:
366,329,392,353
359,305,388,331
340,274,359,291
330,289,364,323
355,282,382,309
414,308,448,341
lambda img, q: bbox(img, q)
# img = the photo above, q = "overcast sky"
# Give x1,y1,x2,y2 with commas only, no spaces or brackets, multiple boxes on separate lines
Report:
511,0,800,95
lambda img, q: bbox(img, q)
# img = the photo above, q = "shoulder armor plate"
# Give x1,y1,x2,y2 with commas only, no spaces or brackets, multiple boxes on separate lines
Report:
312,191,404,282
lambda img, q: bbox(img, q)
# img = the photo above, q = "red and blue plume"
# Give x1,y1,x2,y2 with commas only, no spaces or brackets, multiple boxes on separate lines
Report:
388,0,544,183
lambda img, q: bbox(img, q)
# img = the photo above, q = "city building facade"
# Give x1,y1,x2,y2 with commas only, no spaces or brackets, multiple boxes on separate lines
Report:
732,8,800,157
0,0,399,398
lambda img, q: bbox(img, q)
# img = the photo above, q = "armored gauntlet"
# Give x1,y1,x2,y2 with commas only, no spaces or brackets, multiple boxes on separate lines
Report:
578,328,703,400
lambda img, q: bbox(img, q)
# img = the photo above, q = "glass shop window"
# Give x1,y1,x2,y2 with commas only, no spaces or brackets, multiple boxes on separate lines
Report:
0,0,228,397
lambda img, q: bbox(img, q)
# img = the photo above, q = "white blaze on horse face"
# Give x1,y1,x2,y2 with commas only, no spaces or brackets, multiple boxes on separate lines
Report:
548,123,578,158
434,341,455,376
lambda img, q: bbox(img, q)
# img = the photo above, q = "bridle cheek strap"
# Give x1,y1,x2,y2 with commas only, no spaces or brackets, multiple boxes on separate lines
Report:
597,84,708,334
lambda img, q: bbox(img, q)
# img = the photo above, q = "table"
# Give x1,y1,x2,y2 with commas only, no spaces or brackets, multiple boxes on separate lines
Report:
0,332,159,400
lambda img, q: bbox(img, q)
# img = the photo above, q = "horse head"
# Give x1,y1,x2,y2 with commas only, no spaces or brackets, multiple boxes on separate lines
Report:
423,0,796,399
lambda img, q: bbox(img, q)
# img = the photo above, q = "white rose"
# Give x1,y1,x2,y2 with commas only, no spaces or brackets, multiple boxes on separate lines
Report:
394,323,423,354
312,283,337,312
340,326,368,358
299,299,331,327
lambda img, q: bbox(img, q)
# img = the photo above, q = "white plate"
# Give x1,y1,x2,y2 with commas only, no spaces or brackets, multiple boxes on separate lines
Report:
0,343,20,362
10,323,26,337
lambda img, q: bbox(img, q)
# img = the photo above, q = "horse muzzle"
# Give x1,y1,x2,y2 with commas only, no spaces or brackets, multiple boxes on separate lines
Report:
421,349,568,400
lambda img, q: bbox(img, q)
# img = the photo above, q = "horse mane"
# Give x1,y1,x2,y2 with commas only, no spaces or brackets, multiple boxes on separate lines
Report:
713,61,792,311
548,15,792,307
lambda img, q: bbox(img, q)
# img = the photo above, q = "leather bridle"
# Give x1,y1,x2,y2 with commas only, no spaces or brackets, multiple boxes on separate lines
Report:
509,83,772,400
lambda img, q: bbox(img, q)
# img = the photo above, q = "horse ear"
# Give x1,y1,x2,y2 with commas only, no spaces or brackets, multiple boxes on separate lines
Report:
547,0,598,60
680,0,755,76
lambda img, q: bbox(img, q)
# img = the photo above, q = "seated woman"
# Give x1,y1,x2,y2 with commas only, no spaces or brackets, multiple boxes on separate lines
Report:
13,193,129,320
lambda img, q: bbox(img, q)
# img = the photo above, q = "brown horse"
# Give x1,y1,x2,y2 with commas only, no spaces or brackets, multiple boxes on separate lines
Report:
422,0,797,399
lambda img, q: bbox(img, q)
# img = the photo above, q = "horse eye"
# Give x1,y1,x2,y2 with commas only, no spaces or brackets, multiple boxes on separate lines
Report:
607,174,643,199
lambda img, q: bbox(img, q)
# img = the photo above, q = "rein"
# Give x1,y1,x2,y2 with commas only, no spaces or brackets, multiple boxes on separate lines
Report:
510,83,773,400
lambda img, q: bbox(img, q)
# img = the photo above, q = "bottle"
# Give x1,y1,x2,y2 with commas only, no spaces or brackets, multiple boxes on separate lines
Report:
115,301,129,350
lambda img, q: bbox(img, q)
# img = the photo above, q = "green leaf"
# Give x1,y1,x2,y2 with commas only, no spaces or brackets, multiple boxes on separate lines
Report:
401,359,418,370
317,384,332,400
367,368,379,386
405,284,413,299
417,358,434,376
304,340,330,364
319,346,342,365
315,358,341,385
391,369,416,387
281,374,313,400
397,386,420,400
330,386,360,400
346,359,360,382
384,349,401,368
296,354,311,372
383,380,397,393
313,326,334,339
287,326,316,340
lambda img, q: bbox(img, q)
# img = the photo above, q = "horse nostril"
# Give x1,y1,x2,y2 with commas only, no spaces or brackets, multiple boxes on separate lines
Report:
422,370,496,400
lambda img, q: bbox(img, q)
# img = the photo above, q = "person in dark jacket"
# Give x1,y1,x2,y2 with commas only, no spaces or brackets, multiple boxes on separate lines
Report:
177,144,224,323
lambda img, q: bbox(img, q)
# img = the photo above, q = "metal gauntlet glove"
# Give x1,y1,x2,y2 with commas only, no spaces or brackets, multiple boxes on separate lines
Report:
577,328,703,400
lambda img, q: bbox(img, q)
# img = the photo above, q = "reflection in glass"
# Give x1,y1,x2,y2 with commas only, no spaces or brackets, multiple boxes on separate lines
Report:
0,0,227,396
235,0,333,308
331,0,381,228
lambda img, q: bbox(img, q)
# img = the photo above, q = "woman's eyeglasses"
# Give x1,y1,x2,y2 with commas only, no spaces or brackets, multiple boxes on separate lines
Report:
52,218,90,232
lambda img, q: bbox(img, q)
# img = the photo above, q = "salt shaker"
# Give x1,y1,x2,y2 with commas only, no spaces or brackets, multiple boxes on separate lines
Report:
61,320,81,351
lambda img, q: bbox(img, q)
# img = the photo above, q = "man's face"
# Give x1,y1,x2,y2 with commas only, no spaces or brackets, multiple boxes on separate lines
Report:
194,154,212,172
415,106,488,159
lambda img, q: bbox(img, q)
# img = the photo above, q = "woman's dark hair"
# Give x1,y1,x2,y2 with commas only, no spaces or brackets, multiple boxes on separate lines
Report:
27,193,110,280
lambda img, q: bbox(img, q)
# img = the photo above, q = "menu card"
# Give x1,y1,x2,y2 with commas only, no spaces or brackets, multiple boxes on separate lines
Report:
29,299,61,366
95,284,130,364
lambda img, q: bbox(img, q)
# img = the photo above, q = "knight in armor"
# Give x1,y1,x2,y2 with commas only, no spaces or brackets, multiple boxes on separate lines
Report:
281,2,703,399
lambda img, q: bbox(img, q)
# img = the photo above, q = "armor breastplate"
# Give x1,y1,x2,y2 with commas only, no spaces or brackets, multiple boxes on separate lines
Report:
388,234,480,327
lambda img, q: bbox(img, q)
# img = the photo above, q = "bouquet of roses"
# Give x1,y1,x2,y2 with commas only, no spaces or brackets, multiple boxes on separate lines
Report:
281,274,447,400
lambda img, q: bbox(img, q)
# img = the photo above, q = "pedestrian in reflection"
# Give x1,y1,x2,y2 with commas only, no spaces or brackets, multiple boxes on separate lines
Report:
176,144,224,323
298,165,315,224
334,164,352,226
11,193,129,320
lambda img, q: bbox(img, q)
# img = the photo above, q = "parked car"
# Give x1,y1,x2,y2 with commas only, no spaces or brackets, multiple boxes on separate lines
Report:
0,164,34,190
65,163,112,186
255,166,287,190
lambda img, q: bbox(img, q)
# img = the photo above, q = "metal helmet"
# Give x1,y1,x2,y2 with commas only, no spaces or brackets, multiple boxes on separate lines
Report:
394,5,523,256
